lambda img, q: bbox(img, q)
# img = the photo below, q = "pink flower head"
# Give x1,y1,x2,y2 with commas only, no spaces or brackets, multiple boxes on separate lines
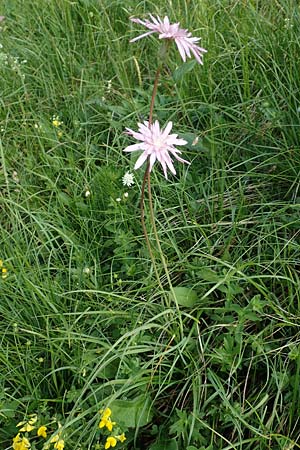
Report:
130,15,207,64
124,120,189,179
0,16,5,22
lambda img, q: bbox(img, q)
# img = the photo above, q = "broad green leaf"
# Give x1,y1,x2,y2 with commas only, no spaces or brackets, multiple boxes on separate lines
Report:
169,287,198,307
110,394,153,428
1,400,18,418
198,268,221,283
149,438,178,450
173,60,197,82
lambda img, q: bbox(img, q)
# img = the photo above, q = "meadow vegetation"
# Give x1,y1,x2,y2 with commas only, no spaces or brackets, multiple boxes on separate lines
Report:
0,0,300,449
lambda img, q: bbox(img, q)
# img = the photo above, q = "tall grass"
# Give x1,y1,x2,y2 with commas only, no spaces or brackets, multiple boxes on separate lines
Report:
0,0,300,449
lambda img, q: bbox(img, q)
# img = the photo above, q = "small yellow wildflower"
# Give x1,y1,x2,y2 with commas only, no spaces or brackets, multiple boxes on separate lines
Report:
17,414,37,432
99,408,116,432
12,433,21,449
12,433,31,450
116,433,126,443
52,115,63,128
0,259,8,279
50,434,59,443
100,408,111,418
37,425,47,438
54,439,65,450
28,414,38,425
105,436,117,449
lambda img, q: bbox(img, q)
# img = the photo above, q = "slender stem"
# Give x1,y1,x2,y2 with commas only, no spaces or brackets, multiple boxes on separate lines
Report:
146,65,182,326
147,169,182,319
139,66,163,288
140,63,183,328
149,67,161,125
140,161,162,288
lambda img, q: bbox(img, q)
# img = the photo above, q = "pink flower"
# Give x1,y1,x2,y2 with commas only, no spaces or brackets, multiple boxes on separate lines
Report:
0,16,5,22
130,15,207,64
124,120,189,179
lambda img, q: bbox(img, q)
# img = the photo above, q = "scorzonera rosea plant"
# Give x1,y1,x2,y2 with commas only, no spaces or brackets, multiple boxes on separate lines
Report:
124,14,207,298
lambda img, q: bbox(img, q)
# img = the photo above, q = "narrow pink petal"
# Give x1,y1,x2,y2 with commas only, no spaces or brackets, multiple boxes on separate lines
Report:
161,160,168,179
165,158,176,175
130,17,146,25
152,120,160,136
162,121,173,139
189,36,200,43
125,127,135,134
177,38,192,59
175,40,187,62
163,16,170,27
169,137,188,146
149,15,161,26
126,128,147,141
134,151,149,169
130,31,155,42
138,121,150,132
173,153,190,165
149,153,157,172
124,143,144,152
190,47,204,64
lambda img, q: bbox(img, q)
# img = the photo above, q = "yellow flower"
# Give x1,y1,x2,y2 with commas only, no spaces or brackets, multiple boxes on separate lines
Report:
116,433,126,443
0,259,8,279
54,439,65,450
99,417,116,432
100,408,111,419
50,434,59,443
12,433,21,449
18,423,34,432
12,434,31,450
28,414,38,425
105,436,117,449
37,425,47,438
17,416,37,432
52,115,63,128
99,408,116,431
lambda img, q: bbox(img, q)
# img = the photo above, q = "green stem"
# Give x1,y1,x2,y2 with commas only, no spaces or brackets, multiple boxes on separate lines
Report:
140,59,183,331
140,160,162,289
147,170,177,307
140,66,162,289
149,67,161,125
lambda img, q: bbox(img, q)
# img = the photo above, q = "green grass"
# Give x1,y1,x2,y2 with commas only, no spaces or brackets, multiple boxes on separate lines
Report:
0,0,300,449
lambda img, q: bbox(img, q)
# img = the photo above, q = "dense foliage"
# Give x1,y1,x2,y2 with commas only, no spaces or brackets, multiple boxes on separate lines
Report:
0,1,299,449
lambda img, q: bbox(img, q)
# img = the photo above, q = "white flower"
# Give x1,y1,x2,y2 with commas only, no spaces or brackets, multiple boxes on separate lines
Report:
122,171,135,187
